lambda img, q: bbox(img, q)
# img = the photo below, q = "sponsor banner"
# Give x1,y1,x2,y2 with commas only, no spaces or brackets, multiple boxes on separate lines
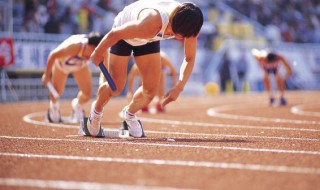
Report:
13,41,58,70
0,38,15,68
12,41,99,71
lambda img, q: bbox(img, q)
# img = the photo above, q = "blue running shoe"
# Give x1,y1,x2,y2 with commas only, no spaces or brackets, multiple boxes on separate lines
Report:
269,97,275,105
280,97,287,106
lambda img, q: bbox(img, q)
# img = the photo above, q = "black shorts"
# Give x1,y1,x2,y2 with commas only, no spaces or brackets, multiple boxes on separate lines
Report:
110,40,160,57
265,68,278,75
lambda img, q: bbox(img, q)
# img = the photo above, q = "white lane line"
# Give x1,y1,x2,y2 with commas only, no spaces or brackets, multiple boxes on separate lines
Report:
291,104,320,117
147,130,320,142
1,136,320,155
140,117,320,132
0,178,188,190
207,104,320,125
22,112,320,142
23,112,320,136
1,152,320,175
22,113,320,142
23,112,78,129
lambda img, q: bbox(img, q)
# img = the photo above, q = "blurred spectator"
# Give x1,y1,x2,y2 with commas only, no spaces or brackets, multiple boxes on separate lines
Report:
0,6,4,31
44,10,60,34
11,0,320,44
218,51,232,92
280,23,293,42
78,2,92,33
59,6,80,34
34,4,48,29
24,0,36,18
265,24,281,42
12,0,25,31
236,51,248,92
226,0,320,43
23,10,42,32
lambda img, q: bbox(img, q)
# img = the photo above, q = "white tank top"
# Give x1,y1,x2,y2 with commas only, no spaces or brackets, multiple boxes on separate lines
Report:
113,0,180,46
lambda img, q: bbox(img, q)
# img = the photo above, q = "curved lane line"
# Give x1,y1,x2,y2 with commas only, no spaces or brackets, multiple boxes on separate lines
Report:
291,104,320,117
207,104,320,125
23,112,78,129
140,117,320,132
23,112,320,142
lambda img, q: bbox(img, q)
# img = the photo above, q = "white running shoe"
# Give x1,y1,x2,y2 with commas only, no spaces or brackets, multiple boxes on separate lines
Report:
71,98,84,122
47,101,61,123
122,107,144,138
87,103,102,136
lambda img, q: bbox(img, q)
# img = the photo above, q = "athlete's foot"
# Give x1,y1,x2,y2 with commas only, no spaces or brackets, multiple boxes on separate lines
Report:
280,97,287,106
47,101,61,123
47,108,61,123
269,97,275,105
87,103,102,136
122,107,144,137
71,98,85,122
156,103,165,113
141,106,149,113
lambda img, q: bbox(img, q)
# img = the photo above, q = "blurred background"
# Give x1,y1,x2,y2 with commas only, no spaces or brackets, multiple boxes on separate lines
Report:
0,0,320,102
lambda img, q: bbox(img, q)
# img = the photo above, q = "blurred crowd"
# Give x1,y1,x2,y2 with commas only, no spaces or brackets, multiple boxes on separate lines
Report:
226,0,320,43
13,0,135,34
11,0,320,44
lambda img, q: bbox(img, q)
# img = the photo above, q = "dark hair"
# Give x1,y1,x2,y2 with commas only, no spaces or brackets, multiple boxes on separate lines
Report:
266,52,278,62
88,32,103,46
171,2,204,38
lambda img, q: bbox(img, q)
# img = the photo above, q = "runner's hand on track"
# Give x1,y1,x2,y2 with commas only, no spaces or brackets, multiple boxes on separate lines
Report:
161,86,183,107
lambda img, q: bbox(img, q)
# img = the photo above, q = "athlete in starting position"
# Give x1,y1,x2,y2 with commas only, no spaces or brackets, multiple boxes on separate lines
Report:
42,32,103,123
252,49,293,106
88,0,203,137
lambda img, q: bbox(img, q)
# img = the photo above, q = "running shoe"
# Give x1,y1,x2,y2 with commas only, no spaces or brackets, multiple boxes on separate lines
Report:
71,98,85,122
87,103,102,136
122,107,145,137
269,97,275,105
47,108,62,123
141,106,149,113
280,97,287,106
156,103,165,113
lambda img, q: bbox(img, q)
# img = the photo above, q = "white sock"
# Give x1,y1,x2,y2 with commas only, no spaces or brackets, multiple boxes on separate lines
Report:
90,101,102,118
72,98,83,109
123,107,135,119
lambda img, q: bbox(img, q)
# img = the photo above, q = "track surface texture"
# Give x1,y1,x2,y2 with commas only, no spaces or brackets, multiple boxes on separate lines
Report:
0,91,319,190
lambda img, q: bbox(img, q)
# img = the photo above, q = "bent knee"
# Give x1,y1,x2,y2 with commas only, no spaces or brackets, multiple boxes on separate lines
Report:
110,88,123,96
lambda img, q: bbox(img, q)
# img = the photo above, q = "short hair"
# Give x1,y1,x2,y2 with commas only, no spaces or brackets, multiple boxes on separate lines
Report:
171,2,204,38
88,32,103,46
266,52,278,62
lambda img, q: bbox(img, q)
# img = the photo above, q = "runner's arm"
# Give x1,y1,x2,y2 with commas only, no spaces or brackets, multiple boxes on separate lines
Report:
162,36,198,107
42,43,80,85
279,55,293,79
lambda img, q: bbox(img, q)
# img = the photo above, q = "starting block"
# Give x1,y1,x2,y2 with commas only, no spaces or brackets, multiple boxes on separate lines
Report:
78,117,130,138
